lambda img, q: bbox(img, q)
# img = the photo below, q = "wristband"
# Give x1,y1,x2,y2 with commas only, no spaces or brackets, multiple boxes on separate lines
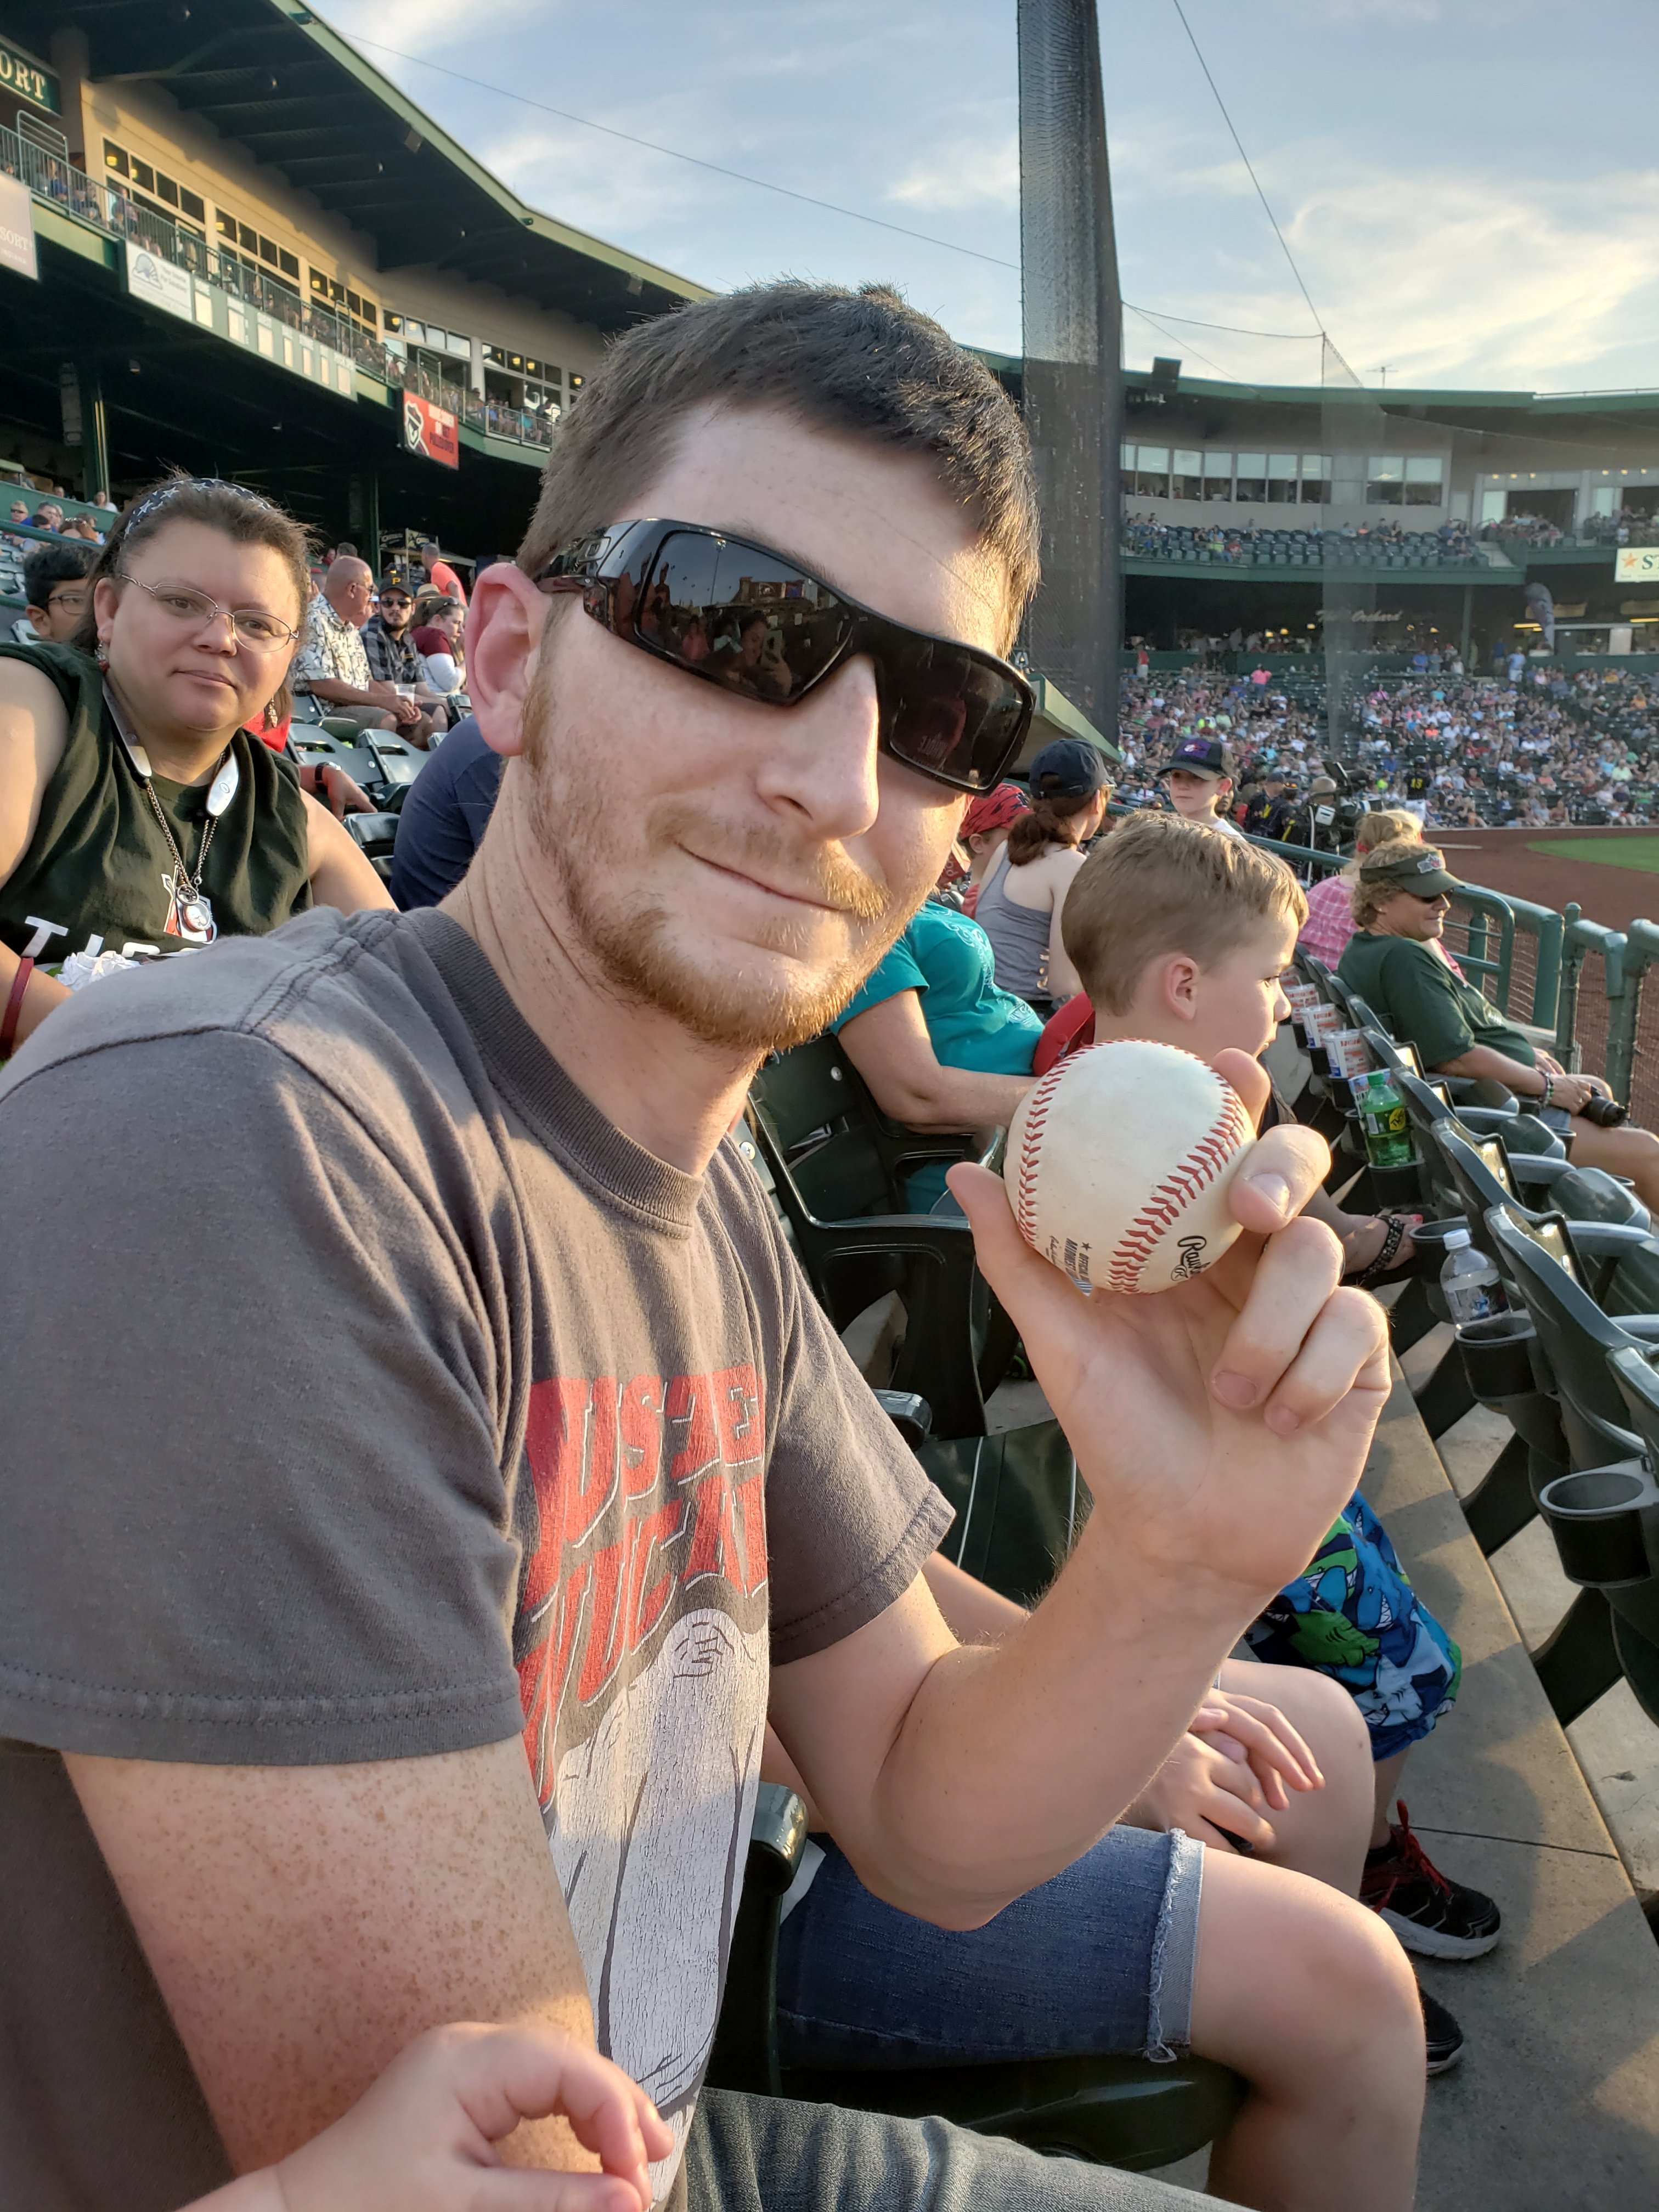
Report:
1,956,35,1060
1539,1074,1554,1109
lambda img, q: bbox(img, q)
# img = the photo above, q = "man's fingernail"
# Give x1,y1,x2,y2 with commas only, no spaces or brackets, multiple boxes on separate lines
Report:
1211,1369,1258,1408
1245,1171,1291,1215
1265,1403,1302,1435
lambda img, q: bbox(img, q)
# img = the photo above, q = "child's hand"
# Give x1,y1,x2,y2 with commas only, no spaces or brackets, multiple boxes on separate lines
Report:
195,2023,674,2212
1187,1686,1324,1813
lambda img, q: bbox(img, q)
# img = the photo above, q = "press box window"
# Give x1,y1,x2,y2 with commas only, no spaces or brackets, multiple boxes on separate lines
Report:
1367,458,1404,507
1234,452,1267,505
279,248,299,280
216,210,236,240
131,157,154,193
1300,455,1331,504
1171,449,1203,500
1203,454,1233,502
1267,453,1299,505
104,140,128,177
1134,445,1170,498
1403,456,1444,507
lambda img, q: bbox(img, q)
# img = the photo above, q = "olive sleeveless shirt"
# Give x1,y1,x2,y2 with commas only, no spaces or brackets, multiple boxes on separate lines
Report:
0,641,312,963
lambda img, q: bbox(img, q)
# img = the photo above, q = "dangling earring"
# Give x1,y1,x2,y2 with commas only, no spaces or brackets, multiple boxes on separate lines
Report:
95,641,110,670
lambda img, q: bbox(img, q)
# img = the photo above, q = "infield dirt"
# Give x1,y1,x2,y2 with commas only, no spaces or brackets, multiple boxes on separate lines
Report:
1431,826,1659,930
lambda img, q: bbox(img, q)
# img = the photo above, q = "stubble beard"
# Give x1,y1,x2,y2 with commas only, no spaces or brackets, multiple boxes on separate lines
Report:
522,666,916,1056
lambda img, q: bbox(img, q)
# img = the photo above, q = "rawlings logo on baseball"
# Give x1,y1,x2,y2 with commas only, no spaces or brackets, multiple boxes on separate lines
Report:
1005,1041,1256,1294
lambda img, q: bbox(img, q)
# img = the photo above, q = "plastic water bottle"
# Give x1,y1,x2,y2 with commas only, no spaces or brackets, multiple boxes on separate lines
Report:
1354,1069,1412,1168
1440,1228,1508,1326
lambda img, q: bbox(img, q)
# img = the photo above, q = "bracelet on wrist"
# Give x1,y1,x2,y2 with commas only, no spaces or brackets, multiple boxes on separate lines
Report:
1538,1073,1554,1108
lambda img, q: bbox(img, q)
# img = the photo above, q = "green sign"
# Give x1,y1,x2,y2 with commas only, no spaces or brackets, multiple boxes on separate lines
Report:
0,38,59,115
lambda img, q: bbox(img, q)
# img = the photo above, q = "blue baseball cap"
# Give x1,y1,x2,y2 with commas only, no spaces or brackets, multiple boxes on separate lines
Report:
1028,738,1111,799
1160,735,1232,780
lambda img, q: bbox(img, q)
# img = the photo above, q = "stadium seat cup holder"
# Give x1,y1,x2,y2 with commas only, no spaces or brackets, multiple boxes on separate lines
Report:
1538,1464,1659,1614
1453,1309,1539,1404
1395,1215,1463,1284
1368,1156,1430,1213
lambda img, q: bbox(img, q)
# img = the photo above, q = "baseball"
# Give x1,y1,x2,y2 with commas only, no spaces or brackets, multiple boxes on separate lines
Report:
1004,1041,1256,1294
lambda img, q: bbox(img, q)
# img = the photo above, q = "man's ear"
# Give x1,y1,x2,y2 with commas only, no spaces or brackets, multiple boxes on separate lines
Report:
466,563,553,760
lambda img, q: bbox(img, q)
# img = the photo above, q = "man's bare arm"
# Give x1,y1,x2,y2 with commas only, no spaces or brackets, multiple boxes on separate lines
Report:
768,1052,1391,1930
66,1739,599,2179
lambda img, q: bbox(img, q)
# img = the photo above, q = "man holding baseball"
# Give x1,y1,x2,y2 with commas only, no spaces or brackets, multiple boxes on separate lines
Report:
0,283,1415,2212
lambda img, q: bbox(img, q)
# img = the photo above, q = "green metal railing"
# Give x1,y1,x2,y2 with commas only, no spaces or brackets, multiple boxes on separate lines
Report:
1234,828,1564,1029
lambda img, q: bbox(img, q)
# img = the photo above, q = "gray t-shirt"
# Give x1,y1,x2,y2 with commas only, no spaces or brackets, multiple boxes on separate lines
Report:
0,906,951,2212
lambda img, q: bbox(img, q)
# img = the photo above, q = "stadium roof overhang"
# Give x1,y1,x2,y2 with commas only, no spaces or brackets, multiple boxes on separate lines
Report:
2,0,710,331
1122,367,1659,443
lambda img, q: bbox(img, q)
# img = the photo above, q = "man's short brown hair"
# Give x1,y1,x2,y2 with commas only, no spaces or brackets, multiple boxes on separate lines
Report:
515,280,1039,648
1062,813,1307,1013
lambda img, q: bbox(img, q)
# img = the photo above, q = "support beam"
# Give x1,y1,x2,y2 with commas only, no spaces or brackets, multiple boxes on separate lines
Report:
80,361,109,505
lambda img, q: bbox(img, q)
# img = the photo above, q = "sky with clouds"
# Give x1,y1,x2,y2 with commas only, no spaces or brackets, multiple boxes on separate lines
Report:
318,0,1659,395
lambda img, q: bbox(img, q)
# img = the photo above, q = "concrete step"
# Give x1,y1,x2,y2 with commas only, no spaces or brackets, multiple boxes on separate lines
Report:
1413,1323,1659,1912
1359,1362,1659,2208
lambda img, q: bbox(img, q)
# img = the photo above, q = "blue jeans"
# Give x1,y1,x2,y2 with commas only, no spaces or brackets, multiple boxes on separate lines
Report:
687,2087,1222,2210
776,1824,1203,2070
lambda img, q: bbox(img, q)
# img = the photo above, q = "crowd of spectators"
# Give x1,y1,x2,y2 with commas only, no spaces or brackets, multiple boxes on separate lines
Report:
1111,660,1659,829
1582,504,1659,548
1477,504,1659,551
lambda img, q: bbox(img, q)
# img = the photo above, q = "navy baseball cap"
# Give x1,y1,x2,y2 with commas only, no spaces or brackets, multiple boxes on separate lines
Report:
1028,737,1112,799
1160,736,1232,780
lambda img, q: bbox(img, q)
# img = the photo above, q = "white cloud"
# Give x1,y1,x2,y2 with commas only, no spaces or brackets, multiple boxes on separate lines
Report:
887,134,1018,213
1291,166,1659,389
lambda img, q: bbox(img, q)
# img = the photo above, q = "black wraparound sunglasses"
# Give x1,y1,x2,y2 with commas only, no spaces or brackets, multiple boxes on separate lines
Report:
535,518,1032,793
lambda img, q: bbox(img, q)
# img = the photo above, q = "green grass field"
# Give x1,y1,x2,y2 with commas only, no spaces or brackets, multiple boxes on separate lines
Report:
1527,836,1659,874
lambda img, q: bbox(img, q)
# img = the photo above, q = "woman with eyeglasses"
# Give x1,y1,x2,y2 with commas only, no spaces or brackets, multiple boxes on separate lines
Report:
0,474,391,1060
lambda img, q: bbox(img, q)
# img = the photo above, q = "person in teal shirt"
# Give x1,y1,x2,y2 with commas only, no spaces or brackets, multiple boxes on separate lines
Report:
834,898,1044,1209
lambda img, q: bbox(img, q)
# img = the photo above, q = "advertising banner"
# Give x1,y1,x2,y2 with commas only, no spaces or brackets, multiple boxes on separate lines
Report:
125,241,194,323
1614,546,1659,585
403,390,459,469
0,36,58,112
0,171,36,280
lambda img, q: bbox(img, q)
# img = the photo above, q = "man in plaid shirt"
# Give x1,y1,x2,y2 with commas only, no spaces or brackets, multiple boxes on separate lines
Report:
362,577,424,688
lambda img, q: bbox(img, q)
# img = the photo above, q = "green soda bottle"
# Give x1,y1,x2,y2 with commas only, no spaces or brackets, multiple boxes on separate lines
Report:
1355,1070,1412,1169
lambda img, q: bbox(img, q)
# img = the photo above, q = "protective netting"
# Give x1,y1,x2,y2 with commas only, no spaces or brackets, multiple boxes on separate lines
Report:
1017,0,1120,743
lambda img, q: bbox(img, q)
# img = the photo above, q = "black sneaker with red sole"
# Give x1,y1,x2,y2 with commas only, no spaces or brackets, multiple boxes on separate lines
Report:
1362,1800,1502,1961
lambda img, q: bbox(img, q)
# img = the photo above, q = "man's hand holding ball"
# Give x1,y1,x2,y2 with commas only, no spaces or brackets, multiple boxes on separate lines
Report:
946,1043,1390,1617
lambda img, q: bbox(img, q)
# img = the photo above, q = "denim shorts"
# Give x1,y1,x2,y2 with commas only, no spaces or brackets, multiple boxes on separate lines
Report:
775,1822,1204,2071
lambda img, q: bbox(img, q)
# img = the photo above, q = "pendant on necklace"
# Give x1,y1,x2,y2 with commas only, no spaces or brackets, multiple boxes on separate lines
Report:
162,868,218,945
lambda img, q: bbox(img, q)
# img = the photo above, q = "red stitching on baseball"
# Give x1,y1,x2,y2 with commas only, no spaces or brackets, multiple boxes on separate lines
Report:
1013,1055,1077,1246
1107,1082,1254,1293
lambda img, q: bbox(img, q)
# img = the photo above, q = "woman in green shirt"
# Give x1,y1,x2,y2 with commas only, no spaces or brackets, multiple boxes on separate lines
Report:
1338,839,1659,1211
0,476,390,1058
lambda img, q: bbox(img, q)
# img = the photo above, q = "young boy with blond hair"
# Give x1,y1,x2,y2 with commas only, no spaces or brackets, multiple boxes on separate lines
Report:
1056,811,1501,2027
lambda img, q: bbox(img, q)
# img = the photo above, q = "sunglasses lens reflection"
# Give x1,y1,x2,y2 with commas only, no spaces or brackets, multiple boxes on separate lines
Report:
618,531,1025,790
